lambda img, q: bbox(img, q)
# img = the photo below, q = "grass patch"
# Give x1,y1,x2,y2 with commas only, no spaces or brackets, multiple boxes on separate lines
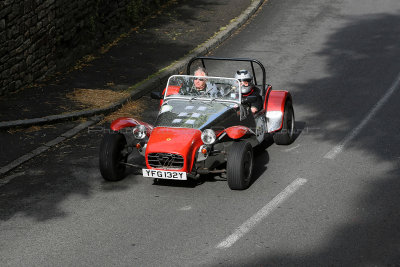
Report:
66,88,130,109
7,124,57,134
102,98,147,123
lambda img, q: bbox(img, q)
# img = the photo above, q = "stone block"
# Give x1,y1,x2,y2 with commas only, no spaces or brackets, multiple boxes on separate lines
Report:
23,17,31,28
48,10,55,21
15,35,23,47
48,26,55,36
24,29,31,39
38,9,47,20
7,39,15,50
15,79,22,88
0,47,6,58
8,3,24,22
0,31,5,43
23,38,31,47
42,16,49,26
26,54,34,66
8,81,15,91
7,25,18,39
32,70,42,80
10,63,20,75
24,1,34,14
30,25,37,35
28,41,36,53
24,73,33,83
31,15,37,25
0,58,9,71
0,6,11,19
36,21,43,32
0,19,5,31
15,44,25,54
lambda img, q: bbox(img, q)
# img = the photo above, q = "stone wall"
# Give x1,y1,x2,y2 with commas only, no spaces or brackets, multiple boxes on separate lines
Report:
0,0,169,95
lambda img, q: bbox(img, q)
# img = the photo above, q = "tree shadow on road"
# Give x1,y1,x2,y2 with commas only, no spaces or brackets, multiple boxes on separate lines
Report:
213,12,400,267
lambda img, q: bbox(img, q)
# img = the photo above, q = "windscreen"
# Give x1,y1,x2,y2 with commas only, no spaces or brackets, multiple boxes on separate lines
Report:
164,75,241,103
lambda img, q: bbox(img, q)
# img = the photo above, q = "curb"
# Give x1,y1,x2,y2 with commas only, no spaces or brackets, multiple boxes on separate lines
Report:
0,0,265,130
0,117,102,177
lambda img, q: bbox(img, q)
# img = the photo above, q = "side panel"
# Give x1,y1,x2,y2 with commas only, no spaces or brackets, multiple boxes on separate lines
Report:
160,85,181,106
266,90,291,133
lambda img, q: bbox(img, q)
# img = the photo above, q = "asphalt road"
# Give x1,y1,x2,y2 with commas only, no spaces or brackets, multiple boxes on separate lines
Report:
1,0,400,266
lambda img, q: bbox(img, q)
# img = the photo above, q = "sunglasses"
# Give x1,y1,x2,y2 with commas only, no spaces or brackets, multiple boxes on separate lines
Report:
194,78,205,81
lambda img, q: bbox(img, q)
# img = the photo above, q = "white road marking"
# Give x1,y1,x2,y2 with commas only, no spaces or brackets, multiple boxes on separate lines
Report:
282,144,300,152
216,178,308,249
178,205,192,211
324,72,400,159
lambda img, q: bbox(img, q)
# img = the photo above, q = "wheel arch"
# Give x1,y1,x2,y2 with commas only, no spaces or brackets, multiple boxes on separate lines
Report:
110,117,153,135
224,126,255,140
265,90,292,133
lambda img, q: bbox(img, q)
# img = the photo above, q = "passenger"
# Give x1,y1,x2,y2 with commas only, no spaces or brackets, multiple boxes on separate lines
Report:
235,70,263,113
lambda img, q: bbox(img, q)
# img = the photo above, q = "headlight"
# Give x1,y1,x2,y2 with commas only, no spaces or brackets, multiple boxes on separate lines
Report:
201,129,216,145
133,125,146,139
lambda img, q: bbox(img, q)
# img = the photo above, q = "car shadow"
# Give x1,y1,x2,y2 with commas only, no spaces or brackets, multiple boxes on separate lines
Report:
292,120,306,142
153,136,274,190
250,145,271,188
152,178,199,188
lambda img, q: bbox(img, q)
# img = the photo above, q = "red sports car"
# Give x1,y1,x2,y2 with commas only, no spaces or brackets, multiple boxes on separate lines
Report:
99,57,295,190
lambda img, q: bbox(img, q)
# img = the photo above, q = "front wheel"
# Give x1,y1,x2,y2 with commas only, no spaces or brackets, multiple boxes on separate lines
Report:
227,141,254,190
273,100,295,145
99,133,128,181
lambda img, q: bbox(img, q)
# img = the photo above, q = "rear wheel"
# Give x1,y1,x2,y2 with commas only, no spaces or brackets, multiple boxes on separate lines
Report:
99,133,127,181
273,100,295,145
227,141,253,190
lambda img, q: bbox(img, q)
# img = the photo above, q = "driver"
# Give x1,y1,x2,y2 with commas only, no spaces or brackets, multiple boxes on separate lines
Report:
193,67,208,92
235,70,263,113
184,67,219,96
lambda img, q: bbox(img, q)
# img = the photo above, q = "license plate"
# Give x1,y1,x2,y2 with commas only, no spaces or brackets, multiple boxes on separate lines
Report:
142,169,187,180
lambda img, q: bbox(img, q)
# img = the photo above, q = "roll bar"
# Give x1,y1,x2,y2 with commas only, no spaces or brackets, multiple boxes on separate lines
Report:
186,57,267,97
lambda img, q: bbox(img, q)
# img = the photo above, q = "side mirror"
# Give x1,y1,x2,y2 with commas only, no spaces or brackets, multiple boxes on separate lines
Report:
243,95,257,105
151,91,163,99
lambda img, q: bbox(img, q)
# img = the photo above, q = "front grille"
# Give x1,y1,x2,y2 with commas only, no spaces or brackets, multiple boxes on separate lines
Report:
147,153,184,169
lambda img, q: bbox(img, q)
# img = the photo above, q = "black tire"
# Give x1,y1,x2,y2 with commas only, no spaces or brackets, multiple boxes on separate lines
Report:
273,100,295,145
99,133,127,181
227,141,254,190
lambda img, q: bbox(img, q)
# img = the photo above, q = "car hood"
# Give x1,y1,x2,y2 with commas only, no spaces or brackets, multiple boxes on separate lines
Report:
145,127,203,172
155,99,239,130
